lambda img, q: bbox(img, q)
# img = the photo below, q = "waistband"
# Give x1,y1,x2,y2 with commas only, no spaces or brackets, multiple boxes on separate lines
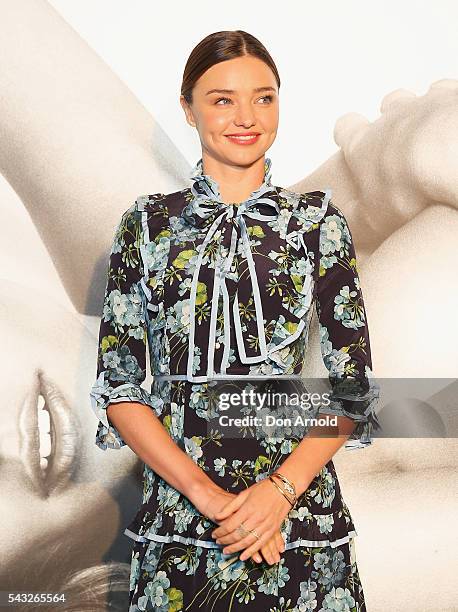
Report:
153,373,304,381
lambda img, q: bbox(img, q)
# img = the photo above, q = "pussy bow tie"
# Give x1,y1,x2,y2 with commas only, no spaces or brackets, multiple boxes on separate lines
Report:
182,158,285,383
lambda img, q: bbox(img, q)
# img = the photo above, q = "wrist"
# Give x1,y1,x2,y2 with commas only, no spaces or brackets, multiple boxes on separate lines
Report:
268,477,295,512
185,474,220,508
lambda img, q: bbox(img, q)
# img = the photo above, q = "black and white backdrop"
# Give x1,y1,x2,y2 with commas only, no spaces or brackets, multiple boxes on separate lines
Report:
0,1,457,610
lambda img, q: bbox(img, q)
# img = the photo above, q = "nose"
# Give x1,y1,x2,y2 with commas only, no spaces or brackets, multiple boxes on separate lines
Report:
233,102,256,128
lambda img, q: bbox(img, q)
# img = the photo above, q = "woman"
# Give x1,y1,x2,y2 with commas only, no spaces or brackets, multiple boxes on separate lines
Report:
90,30,381,611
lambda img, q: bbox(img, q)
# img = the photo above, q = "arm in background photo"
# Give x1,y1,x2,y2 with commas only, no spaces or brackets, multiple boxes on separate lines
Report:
0,0,190,316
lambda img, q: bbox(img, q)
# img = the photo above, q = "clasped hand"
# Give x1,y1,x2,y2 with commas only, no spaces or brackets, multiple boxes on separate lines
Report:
205,478,292,565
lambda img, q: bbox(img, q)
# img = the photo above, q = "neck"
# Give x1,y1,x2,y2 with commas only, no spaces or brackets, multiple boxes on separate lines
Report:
201,154,267,205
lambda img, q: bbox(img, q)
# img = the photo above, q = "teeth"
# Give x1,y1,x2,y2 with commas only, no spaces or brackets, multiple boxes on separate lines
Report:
228,135,258,140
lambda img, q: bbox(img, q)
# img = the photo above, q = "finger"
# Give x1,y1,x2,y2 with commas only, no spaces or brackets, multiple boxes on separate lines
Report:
264,539,277,565
276,531,286,554
212,508,248,538
214,511,263,543
213,492,246,521
238,527,273,561
264,544,274,564
216,530,244,546
220,515,270,551
259,545,269,564
251,551,263,563
212,519,252,544
260,539,276,564
257,538,275,565
221,531,258,555
216,531,244,546
270,539,281,564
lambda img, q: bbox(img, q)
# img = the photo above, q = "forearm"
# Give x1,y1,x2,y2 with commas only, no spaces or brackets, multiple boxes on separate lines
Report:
107,401,219,504
275,415,357,498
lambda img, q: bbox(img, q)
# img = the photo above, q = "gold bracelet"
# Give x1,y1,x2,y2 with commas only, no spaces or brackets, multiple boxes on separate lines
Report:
271,472,298,507
272,472,297,498
268,476,294,506
268,475,296,508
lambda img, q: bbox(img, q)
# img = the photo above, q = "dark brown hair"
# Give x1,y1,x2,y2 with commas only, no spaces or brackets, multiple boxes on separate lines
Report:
181,30,280,105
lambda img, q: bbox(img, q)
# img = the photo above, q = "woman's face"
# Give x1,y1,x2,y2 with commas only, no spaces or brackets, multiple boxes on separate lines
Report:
181,55,279,166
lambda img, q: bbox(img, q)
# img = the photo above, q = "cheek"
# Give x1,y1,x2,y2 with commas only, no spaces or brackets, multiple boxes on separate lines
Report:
263,108,279,133
200,108,228,132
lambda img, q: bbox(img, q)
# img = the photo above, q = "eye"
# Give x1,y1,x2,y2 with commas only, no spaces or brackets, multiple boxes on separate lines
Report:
215,97,232,105
214,95,275,105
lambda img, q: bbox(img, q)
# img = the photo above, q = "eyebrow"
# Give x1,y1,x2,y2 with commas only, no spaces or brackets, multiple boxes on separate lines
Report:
205,86,277,96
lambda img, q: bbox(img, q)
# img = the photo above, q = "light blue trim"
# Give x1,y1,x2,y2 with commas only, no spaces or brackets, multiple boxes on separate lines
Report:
220,273,232,374
284,186,332,251
206,262,221,377
186,209,228,380
137,197,152,302
322,188,332,206
153,374,304,381
123,527,359,551
284,530,358,550
184,159,283,383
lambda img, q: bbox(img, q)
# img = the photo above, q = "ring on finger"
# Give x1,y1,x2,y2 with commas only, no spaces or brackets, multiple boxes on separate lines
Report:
237,522,250,537
247,527,261,540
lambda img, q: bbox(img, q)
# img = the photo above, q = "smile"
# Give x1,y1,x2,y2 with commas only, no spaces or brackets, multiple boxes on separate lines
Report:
226,134,260,145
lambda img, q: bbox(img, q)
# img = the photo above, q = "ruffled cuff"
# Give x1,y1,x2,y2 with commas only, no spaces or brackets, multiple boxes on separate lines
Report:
90,371,164,451
318,376,382,450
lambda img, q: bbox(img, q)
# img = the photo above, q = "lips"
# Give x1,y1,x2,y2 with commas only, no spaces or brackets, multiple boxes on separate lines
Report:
19,369,81,496
225,134,261,145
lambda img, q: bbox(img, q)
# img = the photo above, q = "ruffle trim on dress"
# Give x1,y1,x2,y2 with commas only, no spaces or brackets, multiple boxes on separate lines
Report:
123,496,357,551
319,375,383,450
90,372,164,450
283,189,332,251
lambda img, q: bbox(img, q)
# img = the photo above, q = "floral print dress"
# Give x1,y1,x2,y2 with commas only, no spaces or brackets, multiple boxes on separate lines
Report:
90,157,381,611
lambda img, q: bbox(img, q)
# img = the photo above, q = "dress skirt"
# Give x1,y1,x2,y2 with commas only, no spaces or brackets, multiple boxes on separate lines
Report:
127,535,366,611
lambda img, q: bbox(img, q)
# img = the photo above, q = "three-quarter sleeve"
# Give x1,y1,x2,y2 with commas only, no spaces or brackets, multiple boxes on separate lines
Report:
89,203,164,451
315,201,382,450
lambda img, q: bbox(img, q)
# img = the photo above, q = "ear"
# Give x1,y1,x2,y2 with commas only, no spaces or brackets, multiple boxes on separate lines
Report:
180,95,196,127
